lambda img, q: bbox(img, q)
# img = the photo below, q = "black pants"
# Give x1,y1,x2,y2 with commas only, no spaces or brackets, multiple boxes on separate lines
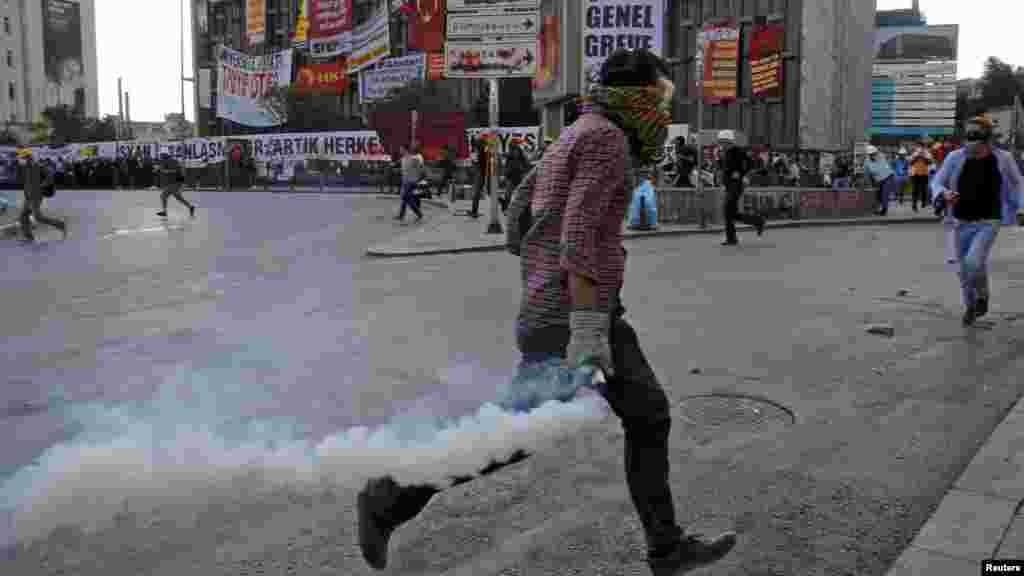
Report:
723,181,764,244
160,185,193,211
876,176,891,215
19,188,65,241
470,172,488,216
389,310,683,556
397,181,422,220
911,175,929,211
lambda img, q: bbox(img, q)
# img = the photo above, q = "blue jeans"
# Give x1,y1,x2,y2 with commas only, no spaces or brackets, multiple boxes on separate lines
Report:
398,180,422,220
956,221,1000,307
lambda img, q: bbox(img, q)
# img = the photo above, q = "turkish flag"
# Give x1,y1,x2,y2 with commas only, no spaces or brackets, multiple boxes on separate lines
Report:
408,0,443,52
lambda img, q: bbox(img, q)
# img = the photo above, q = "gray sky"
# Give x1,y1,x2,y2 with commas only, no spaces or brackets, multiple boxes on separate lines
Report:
96,0,1023,123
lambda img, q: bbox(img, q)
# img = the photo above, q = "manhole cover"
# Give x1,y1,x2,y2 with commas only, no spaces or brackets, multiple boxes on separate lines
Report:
677,393,795,443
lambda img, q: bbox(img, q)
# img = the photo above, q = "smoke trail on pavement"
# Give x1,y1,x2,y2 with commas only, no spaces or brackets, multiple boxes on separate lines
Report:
0,356,608,546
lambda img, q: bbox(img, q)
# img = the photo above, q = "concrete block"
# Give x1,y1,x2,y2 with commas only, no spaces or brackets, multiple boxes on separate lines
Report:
910,489,1017,560
887,546,978,576
955,411,1024,501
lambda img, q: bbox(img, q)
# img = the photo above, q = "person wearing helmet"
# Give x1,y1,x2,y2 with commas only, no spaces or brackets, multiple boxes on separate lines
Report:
357,49,737,576
862,145,893,215
156,152,195,218
17,149,66,242
718,129,765,245
931,115,1024,326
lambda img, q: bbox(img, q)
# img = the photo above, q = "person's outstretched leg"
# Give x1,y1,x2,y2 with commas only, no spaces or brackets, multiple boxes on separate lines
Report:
604,315,736,574
158,189,170,217
170,188,196,217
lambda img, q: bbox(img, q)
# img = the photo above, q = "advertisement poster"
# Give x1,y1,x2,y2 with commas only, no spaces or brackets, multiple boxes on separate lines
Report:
408,0,444,52
216,45,294,127
348,4,390,73
296,60,351,94
359,54,425,102
246,0,266,46
309,0,352,58
42,0,86,111
533,8,559,91
581,0,664,90
292,0,309,48
699,21,738,104
445,40,536,78
750,23,783,98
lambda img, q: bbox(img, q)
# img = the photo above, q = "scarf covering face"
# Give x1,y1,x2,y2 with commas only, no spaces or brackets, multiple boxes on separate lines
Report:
583,84,672,166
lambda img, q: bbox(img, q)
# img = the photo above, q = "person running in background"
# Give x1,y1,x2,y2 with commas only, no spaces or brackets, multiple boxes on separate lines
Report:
468,137,491,219
909,142,932,213
863,145,894,215
931,114,1024,326
394,145,424,223
436,144,457,200
500,138,531,212
719,130,765,246
17,151,66,242
357,48,737,576
156,153,196,218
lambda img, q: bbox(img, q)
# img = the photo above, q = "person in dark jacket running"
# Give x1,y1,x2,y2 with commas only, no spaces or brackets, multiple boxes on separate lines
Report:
17,151,66,242
156,154,196,218
357,49,737,576
718,130,765,245
500,138,531,212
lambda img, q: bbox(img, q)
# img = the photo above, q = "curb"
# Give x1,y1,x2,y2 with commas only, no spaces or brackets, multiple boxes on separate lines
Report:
365,216,937,258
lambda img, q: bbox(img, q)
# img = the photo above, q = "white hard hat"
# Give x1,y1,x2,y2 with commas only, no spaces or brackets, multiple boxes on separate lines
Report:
865,145,879,155
718,130,736,143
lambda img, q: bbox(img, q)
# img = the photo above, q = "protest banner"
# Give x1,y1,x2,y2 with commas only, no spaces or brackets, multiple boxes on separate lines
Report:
246,0,266,46
217,45,294,127
750,23,784,98
581,0,664,91
359,54,425,102
348,4,390,73
417,112,468,161
465,126,540,156
309,0,352,58
700,21,739,104
408,0,444,52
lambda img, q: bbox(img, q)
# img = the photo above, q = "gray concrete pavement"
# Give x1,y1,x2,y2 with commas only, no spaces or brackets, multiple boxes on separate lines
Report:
1,191,1024,575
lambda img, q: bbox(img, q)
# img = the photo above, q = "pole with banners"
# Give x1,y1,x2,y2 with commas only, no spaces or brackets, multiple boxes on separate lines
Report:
487,78,502,234
695,23,706,227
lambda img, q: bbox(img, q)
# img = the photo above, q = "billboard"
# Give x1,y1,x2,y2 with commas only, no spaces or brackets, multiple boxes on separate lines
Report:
750,23,783,99
216,46,294,127
870,60,957,137
42,0,85,112
309,0,352,58
874,24,958,62
699,21,738,104
359,54,425,103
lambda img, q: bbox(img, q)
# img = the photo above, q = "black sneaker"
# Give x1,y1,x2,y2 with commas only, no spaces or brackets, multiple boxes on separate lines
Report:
189,205,196,218
358,477,402,570
962,302,977,326
976,297,989,318
648,532,738,575
156,211,168,217
755,217,765,237
721,240,738,246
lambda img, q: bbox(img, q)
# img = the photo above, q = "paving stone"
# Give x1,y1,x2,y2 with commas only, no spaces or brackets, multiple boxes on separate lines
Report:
886,546,978,576
956,411,1024,501
910,489,1017,561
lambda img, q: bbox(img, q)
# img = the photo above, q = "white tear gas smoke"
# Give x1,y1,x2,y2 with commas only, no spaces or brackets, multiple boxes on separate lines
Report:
0,357,609,546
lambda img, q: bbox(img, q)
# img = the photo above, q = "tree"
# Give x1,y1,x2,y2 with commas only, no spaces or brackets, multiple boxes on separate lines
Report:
979,57,1024,110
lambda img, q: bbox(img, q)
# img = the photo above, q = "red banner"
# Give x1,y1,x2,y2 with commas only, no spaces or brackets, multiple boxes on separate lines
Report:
533,13,560,90
296,60,351,94
309,0,352,57
417,112,467,161
700,21,739,104
407,0,444,52
750,23,784,98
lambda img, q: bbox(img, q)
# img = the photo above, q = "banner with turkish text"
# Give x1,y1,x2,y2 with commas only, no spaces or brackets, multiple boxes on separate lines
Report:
246,0,266,46
359,54,425,102
348,4,390,73
309,0,352,58
216,45,293,127
297,60,351,94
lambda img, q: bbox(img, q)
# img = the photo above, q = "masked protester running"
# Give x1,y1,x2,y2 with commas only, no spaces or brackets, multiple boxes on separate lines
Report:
718,130,765,246
931,115,1024,326
17,151,66,242
357,49,737,576
156,154,196,218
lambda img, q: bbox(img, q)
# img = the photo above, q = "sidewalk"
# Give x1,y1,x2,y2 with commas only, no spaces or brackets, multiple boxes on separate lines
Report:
367,199,939,258
887,396,1024,574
